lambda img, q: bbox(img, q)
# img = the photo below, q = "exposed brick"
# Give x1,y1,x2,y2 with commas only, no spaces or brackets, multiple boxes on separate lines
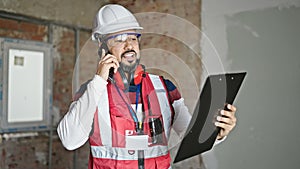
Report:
31,34,46,41
0,18,19,30
52,27,76,114
0,19,47,42
19,21,39,33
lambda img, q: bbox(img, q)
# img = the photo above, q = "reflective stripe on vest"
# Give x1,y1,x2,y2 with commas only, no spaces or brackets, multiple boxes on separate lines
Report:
97,74,172,146
148,74,172,139
91,145,169,160
97,87,112,146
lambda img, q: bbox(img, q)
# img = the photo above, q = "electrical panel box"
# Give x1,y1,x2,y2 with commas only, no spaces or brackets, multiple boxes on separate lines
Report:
0,38,53,133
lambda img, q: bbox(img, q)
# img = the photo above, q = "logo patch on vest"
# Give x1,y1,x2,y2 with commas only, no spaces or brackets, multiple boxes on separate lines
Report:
128,150,135,155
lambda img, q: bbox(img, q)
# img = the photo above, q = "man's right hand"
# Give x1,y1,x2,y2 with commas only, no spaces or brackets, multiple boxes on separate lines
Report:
96,49,119,80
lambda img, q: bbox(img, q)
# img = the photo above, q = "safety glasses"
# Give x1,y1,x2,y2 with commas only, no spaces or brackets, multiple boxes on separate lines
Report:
105,32,141,47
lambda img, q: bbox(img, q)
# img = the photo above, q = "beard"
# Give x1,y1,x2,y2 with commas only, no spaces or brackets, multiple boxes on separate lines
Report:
120,58,140,73
119,50,140,73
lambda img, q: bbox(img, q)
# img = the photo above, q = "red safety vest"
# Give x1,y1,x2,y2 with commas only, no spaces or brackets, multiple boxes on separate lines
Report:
88,73,174,169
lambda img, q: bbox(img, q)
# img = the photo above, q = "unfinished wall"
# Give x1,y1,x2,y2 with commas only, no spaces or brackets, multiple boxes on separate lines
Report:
0,0,104,29
201,0,300,169
0,0,203,169
0,14,91,169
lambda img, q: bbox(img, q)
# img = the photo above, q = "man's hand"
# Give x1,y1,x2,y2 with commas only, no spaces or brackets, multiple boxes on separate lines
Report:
215,104,237,140
96,49,119,80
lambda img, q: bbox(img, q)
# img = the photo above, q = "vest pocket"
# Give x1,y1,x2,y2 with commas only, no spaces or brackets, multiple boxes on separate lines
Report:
146,115,168,146
110,115,135,147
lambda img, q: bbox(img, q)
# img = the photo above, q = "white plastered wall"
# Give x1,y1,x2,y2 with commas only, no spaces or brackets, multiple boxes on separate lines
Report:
201,0,300,169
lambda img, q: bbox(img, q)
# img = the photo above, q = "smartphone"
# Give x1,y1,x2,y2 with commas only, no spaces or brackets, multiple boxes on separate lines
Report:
98,43,114,80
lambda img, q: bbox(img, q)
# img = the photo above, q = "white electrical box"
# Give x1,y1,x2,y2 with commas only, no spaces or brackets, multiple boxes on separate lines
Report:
0,38,52,133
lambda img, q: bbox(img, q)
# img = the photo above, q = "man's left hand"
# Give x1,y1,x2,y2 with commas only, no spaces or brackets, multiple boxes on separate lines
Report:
215,104,237,140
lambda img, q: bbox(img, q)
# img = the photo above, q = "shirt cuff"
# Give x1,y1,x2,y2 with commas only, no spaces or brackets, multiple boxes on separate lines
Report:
214,136,227,146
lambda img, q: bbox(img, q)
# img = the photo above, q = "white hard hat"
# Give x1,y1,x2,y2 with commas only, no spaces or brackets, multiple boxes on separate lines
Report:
92,4,143,41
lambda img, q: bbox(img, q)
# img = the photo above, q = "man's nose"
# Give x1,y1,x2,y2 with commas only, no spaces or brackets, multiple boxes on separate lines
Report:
124,40,133,50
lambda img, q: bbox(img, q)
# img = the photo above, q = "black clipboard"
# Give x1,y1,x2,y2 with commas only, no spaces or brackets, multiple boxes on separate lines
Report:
173,72,247,163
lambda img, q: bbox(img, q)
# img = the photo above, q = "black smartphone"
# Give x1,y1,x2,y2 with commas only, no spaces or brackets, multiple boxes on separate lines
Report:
98,43,114,80
98,43,110,58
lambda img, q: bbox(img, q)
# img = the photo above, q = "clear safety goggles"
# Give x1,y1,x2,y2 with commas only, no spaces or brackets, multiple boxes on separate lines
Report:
105,32,141,47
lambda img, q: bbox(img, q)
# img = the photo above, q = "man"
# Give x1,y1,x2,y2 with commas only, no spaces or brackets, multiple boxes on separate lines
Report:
57,4,237,169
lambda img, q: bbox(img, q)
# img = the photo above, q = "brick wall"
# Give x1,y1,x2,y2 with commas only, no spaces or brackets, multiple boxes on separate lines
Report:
0,16,91,169
0,18,48,42
0,0,203,168
52,26,75,115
